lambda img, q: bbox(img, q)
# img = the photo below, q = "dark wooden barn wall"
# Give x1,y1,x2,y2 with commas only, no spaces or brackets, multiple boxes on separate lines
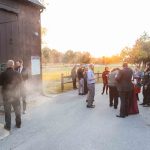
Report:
0,0,42,91
0,10,18,62
0,0,42,76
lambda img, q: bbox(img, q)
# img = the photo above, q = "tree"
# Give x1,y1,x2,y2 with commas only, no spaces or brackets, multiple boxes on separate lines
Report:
132,32,150,66
42,47,50,64
62,50,75,63
49,49,63,63
73,51,82,63
120,47,132,63
80,52,91,64
119,32,150,67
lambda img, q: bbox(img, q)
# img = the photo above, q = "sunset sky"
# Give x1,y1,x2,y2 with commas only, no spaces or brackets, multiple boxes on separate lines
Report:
41,0,150,57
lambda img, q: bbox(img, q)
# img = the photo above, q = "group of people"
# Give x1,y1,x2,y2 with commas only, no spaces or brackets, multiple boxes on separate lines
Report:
71,64,95,108
0,59,28,131
101,62,150,118
2,60,149,131
71,62,150,118
71,64,89,95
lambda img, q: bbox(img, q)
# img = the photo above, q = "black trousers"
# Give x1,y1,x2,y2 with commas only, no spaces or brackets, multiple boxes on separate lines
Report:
102,83,108,94
72,78,77,89
109,86,118,108
84,79,88,94
142,86,150,104
3,98,21,129
119,91,132,117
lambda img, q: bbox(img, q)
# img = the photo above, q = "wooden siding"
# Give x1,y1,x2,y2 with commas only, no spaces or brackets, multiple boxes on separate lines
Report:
0,0,42,77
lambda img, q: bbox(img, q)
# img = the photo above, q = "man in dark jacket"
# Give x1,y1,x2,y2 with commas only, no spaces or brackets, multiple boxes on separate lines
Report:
116,62,133,118
141,62,150,106
15,59,28,114
71,65,77,89
0,60,22,131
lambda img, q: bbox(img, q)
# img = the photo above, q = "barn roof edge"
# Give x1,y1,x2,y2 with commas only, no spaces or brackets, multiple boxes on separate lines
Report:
24,0,45,9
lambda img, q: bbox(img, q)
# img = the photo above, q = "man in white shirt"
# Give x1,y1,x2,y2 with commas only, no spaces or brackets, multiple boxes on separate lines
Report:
86,64,95,108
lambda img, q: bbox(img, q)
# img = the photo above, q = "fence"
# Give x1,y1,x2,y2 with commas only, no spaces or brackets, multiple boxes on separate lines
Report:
61,72,102,91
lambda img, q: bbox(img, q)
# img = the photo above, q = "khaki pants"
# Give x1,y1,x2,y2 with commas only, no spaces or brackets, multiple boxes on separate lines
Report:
78,78,84,94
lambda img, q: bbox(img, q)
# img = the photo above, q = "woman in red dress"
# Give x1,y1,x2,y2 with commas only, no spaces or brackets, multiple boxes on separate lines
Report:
128,83,139,115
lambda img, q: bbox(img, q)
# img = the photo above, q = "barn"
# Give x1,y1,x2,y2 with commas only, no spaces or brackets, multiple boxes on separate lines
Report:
0,0,44,90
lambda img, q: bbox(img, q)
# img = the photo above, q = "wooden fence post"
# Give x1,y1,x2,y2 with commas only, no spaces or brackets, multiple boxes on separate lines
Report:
61,73,64,91
97,71,99,82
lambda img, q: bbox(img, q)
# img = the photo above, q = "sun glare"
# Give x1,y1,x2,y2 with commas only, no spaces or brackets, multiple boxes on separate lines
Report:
41,0,150,57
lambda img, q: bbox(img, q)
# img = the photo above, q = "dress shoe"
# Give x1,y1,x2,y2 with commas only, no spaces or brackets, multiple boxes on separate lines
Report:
143,104,150,107
139,103,145,105
81,93,86,95
109,104,113,107
15,124,21,128
116,115,125,118
4,125,10,131
114,107,117,109
87,105,95,108
101,92,104,95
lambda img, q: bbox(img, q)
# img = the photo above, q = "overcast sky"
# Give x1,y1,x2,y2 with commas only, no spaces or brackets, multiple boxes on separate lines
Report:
41,0,150,57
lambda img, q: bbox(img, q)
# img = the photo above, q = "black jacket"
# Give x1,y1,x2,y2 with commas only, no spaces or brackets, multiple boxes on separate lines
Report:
142,69,150,86
15,67,28,81
116,67,133,92
0,68,22,99
77,68,84,80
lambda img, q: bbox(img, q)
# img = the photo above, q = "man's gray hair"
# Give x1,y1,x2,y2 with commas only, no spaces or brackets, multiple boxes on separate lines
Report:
7,60,14,68
89,64,94,69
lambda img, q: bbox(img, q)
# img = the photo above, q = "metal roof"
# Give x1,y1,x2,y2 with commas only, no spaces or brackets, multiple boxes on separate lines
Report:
25,0,45,8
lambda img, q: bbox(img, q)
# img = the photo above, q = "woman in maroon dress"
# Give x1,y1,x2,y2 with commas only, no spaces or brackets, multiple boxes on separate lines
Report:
128,84,139,115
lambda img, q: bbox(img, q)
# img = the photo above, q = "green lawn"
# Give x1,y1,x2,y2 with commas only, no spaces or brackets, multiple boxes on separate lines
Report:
42,64,121,94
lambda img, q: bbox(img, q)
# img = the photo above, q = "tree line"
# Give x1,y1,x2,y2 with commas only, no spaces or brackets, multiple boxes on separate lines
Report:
42,48,91,64
42,32,150,65
120,32,150,67
42,47,123,65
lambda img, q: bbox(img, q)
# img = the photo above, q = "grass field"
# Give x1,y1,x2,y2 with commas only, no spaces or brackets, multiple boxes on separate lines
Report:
42,64,122,94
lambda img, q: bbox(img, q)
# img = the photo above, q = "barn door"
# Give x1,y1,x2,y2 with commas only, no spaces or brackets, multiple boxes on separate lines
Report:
0,9,19,63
